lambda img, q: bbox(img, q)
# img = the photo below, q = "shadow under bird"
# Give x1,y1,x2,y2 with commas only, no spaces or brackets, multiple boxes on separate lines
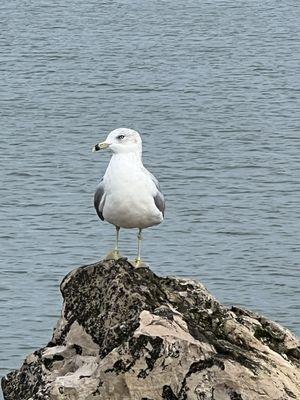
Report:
92,128,165,267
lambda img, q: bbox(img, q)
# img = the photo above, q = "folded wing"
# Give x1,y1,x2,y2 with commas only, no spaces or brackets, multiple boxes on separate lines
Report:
94,179,106,221
147,170,165,216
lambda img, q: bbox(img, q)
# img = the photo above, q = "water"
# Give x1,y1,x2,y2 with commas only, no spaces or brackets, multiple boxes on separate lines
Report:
1,0,299,391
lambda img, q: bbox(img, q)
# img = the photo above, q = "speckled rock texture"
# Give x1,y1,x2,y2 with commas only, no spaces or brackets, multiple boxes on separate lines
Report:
2,259,300,400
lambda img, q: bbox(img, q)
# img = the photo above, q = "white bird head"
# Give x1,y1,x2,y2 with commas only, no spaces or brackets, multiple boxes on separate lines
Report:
92,128,142,155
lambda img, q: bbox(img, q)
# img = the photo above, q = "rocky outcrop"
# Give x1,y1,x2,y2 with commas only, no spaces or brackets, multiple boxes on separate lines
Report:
2,259,300,400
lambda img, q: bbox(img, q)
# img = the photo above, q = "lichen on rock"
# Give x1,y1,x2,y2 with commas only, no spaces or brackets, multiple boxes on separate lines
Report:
2,259,300,399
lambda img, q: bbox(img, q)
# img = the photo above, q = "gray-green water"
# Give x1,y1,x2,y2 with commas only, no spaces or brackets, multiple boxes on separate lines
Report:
1,0,299,387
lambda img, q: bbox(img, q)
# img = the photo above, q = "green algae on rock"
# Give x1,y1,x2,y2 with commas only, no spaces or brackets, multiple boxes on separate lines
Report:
2,259,300,400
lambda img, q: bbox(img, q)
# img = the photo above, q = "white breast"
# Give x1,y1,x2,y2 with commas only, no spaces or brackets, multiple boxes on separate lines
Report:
102,154,163,229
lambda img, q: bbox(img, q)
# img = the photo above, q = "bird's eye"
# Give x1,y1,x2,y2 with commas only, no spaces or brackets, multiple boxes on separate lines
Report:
117,135,125,140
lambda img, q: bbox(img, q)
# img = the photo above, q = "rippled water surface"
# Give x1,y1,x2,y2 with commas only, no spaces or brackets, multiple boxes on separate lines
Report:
1,0,300,388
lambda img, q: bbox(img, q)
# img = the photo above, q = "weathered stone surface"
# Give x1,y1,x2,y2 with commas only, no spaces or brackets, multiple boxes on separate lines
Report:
2,259,300,400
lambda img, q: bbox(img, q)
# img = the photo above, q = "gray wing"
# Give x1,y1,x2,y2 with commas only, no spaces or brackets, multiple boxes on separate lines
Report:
94,179,106,221
154,190,165,216
148,171,165,216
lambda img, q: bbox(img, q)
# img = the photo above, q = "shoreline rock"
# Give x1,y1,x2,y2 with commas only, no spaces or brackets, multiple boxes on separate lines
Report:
2,259,300,399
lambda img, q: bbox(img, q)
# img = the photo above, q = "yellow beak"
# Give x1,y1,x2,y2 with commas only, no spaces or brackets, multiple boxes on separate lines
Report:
92,142,109,152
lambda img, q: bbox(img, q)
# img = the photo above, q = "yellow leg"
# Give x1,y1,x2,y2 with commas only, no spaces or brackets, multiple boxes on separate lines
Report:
113,226,120,259
135,228,142,267
105,226,121,260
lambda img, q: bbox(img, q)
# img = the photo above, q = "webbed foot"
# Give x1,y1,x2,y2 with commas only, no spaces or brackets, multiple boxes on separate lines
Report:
104,249,122,261
129,259,149,268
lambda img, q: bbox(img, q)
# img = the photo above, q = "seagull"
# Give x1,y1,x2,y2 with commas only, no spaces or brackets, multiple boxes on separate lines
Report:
92,128,165,267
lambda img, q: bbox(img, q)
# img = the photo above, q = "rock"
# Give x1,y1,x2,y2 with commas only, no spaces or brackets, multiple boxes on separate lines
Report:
2,259,300,400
